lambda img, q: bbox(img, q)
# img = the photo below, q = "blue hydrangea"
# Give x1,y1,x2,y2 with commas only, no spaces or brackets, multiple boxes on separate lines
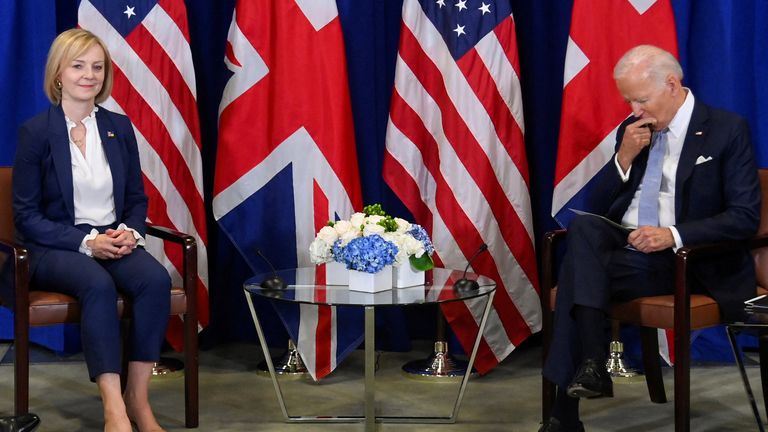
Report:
339,234,398,273
408,224,434,255
331,239,345,262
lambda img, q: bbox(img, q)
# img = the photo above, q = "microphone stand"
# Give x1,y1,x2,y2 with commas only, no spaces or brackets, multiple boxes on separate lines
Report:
401,308,471,379
256,338,308,378
401,244,487,379
252,249,307,377
605,320,642,382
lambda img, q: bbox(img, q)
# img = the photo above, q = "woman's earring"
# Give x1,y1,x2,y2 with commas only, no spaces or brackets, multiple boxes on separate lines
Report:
55,80,62,89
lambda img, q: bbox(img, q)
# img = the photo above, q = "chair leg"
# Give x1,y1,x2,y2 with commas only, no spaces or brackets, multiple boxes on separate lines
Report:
542,377,556,421
13,315,29,415
184,316,199,428
674,328,691,432
640,327,667,403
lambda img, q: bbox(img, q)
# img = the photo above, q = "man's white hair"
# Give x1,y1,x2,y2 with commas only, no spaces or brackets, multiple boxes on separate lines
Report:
614,45,683,88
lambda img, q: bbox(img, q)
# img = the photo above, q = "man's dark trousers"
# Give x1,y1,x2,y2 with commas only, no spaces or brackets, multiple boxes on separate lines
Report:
543,214,676,388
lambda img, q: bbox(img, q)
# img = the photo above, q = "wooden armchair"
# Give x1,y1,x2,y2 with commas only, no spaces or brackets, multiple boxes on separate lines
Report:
0,167,199,428
541,168,768,432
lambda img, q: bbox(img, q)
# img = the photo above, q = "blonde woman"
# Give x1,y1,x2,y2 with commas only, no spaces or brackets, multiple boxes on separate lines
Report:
13,29,169,432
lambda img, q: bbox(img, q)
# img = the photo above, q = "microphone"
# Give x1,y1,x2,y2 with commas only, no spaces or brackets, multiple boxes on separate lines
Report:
255,249,286,290
453,243,488,292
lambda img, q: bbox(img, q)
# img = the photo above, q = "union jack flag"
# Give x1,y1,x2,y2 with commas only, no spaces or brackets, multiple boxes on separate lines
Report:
551,0,678,364
383,0,540,373
213,0,363,380
78,0,210,347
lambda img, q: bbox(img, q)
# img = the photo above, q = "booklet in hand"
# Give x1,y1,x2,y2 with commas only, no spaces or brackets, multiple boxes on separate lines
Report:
569,208,632,233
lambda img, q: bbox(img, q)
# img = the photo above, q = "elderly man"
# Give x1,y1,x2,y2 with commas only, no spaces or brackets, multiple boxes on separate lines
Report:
540,45,761,431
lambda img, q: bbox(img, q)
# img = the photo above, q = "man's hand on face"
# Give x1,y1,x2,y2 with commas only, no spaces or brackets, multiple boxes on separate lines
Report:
627,226,674,253
617,117,657,171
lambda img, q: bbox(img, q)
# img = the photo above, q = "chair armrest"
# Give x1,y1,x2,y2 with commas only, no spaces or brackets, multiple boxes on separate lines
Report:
145,224,195,246
674,233,768,295
672,233,768,334
144,223,197,322
676,233,768,261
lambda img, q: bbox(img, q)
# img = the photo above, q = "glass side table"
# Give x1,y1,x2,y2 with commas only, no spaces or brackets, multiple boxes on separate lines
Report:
243,267,496,431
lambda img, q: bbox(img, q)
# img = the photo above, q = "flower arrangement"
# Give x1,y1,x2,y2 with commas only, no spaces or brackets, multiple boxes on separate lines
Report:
309,204,435,274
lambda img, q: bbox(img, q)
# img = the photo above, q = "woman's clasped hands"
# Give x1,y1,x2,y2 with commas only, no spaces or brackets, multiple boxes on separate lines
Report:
87,229,137,259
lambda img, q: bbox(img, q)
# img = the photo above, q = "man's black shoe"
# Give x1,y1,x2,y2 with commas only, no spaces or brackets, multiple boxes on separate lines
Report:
566,358,613,398
0,413,41,432
538,417,585,432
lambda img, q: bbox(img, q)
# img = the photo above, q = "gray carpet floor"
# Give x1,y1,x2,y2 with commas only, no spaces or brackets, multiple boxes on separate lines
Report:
0,339,765,431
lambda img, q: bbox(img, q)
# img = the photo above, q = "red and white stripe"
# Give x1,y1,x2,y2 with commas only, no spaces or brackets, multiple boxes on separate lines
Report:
79,0,210,344
383,0,541,373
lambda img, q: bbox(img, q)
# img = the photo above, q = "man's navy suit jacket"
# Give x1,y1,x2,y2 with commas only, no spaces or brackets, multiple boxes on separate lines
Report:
12,104,148,277
589,101,761,321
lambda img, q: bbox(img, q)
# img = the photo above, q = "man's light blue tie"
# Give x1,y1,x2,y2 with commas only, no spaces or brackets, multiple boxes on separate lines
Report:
637,129,668,227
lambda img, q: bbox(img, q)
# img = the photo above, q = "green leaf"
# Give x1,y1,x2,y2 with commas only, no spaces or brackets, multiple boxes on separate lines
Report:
409,254,434,271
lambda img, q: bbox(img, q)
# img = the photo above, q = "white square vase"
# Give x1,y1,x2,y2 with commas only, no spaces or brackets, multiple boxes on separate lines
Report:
394,285,426,303
348,290,392,304
392,263,425,288
348,267,393,293
325,261,348,285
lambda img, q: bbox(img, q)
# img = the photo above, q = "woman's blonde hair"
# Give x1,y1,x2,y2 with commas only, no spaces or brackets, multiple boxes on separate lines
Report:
43,28,113,105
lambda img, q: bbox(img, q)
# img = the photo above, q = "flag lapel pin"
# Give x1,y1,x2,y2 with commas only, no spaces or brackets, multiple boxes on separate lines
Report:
107,131,115,138
695,131,703,135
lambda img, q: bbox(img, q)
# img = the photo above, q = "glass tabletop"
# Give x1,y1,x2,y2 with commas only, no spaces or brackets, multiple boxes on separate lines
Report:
243,267,496,307
727,311,768,328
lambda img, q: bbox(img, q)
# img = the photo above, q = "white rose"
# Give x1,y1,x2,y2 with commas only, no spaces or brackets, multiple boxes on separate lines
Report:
317,225,339,244
309,238,331,263
365,215,385,225
403,235,425,258
383,233,408,265
333,220,354,236
339,229,358,245
349,212,366,228
382,232,399,246
394,217,411,233
363,223,386,236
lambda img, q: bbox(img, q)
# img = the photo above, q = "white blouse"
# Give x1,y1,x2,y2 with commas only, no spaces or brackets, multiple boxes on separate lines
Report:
66,107,116,227
66,107,144,256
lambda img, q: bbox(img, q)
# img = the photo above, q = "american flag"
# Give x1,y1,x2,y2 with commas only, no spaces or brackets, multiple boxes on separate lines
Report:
78,0,210,346
213,0,363,380
551,0,678,363
383,0,541,373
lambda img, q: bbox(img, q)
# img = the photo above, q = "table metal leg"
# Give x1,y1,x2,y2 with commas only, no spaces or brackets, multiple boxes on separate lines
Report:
449,290,496,421
365,306,376,431
726,325,765,432
244,290,291,420
244,287,496,428
379,289,496,424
